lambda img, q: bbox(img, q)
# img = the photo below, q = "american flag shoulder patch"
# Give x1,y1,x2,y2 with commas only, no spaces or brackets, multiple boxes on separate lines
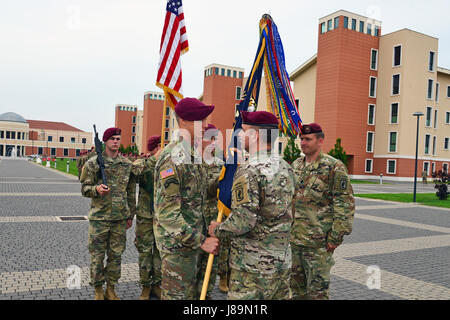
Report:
160,168,175,179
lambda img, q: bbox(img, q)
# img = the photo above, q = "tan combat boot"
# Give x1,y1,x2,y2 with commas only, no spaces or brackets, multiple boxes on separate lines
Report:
218,275,229,293
104,284,120,300
152,285,161,299
139,286,151,300
94,286,104,300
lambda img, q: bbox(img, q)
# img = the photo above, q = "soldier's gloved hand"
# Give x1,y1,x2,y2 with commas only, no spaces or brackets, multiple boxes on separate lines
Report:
96,184,110,196
208,221,221,237
201,237,220,255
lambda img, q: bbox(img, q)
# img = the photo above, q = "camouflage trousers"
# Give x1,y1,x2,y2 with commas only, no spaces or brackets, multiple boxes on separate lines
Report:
228,268,292,300
196,250,219,298
290,243,335,300
217,236,230,278
134,216,161,287
160,249,202,300
88,220,127,287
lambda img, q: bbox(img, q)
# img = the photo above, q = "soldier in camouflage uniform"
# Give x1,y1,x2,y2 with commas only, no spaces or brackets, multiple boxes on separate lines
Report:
154,98,220,300
209,111,295,300
291,123,355,300
196,124,225,298
76,151,86,180
132,136,162,300
80,127,136,300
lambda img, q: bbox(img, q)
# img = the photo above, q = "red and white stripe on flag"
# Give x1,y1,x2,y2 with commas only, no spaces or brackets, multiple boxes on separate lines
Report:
156,0,189,108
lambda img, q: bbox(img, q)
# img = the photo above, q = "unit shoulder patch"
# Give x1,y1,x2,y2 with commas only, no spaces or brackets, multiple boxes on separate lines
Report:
160,167,175,179
232,175,250,206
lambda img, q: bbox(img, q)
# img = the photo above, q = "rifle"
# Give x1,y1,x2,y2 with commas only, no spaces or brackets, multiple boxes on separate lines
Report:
93,125,108,188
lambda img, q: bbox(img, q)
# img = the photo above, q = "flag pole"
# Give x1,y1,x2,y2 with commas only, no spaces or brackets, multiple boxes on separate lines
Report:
160,97,167,149
200,207,224,300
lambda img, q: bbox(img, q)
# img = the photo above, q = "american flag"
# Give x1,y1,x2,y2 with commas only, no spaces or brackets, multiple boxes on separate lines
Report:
156,0,188,107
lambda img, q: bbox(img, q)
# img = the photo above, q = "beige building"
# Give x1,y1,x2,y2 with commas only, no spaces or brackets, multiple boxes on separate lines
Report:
0,112,92,158
290,10,449,180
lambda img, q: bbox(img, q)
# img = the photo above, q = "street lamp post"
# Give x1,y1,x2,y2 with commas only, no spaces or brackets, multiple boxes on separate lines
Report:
413,112,424,202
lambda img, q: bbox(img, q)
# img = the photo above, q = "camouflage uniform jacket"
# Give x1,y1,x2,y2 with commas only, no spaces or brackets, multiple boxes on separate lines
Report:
291,152,355,248
132,156,157,219
153,139,208,254
80,152,136,221
203,156,224,225
215,151,295,275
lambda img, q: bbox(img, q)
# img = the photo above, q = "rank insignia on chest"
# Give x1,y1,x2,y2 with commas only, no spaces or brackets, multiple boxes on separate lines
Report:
160,168,175,179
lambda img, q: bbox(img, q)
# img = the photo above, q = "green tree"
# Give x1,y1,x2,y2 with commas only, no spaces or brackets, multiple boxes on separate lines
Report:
283,135,302,164
328,138,348,166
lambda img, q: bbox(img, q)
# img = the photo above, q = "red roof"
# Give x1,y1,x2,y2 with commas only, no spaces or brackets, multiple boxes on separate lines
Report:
26,120,83,132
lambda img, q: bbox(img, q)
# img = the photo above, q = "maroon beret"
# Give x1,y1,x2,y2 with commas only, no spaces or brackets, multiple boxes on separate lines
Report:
102,127,121,142
174,97,214,121
241,111,278,128
301,123,323,135
147,135,161,152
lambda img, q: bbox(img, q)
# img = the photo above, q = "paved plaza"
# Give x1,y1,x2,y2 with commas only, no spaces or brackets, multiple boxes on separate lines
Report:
0,158,449,300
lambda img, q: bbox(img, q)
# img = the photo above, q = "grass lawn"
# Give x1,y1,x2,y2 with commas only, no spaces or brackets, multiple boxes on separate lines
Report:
40,158,79,177
355,193,450,209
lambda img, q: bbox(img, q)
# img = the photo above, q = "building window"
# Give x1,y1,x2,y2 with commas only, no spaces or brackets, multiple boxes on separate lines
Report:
82,138,86,144
164,131,169,140
434,110,438,129
390,103,399,124
433,136,437,155
367,23,372,35
426,107,432,127
359,21,364,33
131,136,135,143
221,68,225,76
320,22,326,34
351,18,356,31
366,132,374,152
278,142,283,154
435,83,439,102
334,17,339,29
444,137,449,150
214,67,219,75
446,111,450,124
63,149,68,156
432,162,436,174
71,137,75,143
76,149,80,157
51,148,56,156
60,137,64,143
227,69,231,77
233,70,237,78
427,79,434,99
0,131,3,139
387,160,396,174
166,107,170,116
443,163,448,174
389,132,397,152
429,51,435,72
423,162,430,175
425,134,431,154
38,147,43,155
48,136,52,142
343,16,348,29
6,131,10,139
11,132,15,139
369,77,377,98
236,87,242,100
447,86,450,98
165,119,169,128
365,159,373,173
374,26,380,37
132,126,136,134
132,116,136,124
239,71,243,78
368,104,375,125
327,19,332,31
393,45,402,67
392,74,400,95
18,132,21,139
370,49,378,70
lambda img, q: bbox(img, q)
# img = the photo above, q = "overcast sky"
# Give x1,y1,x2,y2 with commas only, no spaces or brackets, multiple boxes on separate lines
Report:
1,0,449,136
